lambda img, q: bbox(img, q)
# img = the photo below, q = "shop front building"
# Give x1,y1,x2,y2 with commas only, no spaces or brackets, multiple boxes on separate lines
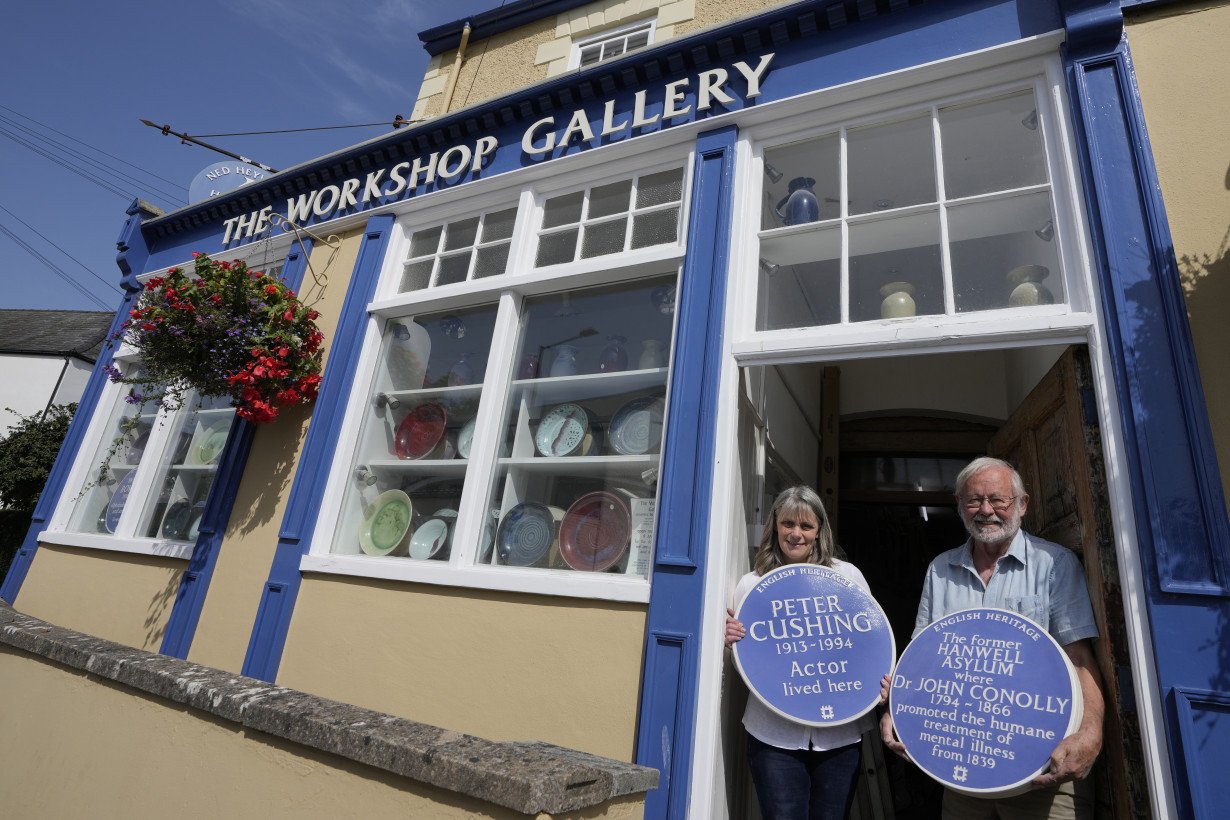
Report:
3,0,1228,817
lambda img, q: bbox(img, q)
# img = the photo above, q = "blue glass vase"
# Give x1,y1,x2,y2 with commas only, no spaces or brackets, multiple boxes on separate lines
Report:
775,177,820,226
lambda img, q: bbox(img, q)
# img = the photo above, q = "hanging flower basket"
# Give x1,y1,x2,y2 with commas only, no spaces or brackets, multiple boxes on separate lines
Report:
107,253,324,423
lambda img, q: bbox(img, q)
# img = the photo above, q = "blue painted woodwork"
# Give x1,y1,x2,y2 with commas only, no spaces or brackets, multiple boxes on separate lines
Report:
637,125,737,818
241,216,394,682
159,239,314,659
1061,0,1230,815
0,200,153,605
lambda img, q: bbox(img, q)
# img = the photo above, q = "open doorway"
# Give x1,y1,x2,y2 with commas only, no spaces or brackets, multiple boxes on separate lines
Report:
728,343,1146,818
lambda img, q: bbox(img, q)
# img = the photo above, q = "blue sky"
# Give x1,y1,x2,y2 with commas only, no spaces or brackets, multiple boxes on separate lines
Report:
1,0,496,313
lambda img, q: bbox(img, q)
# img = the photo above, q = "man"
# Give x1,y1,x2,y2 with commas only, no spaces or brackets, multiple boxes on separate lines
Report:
880,457,1104,819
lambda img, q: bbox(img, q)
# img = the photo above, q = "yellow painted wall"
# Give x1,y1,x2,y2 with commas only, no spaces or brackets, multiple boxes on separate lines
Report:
0,647,645,819
278,576,647,762
187,229,365,673
414,0,787,121
15,544,182,650
1128,1,1230,502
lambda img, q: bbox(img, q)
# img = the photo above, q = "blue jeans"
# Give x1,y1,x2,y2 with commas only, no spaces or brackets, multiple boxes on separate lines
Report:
746,733,861,820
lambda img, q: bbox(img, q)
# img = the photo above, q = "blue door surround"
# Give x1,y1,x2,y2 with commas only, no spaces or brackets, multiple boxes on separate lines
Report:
1060,1,1230,816
0,200,153,605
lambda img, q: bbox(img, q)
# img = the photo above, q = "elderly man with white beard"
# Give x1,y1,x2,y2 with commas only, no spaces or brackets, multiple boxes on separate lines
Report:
880,457,1105,820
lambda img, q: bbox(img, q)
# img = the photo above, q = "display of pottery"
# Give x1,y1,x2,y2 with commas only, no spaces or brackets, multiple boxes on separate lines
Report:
638,339,665,369
775,177,821,226
1006,264,1055,307
599,335,629,373
496,502,565,567
880,281,917,319
548,344,579,377
559,491,633,572
609,396,666,456
535,403,594,457
358,490,413,556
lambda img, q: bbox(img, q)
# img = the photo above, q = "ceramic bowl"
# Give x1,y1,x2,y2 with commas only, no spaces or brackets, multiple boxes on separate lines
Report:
358,489,414,556
559,491,632,572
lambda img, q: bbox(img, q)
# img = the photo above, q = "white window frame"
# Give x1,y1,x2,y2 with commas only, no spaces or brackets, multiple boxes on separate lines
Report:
727,43,1099,364
569,19,657,70
41,241,294,559
302,149,693,603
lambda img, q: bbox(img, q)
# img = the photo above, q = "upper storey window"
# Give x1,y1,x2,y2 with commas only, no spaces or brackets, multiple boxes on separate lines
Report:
754,88,1072,330
571,21,655,70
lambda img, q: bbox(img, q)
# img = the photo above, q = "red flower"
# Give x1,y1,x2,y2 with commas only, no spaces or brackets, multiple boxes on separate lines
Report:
306,310,320,320
277,346,290,358
264,284,279,296
282,310,295,322
141,322,156,331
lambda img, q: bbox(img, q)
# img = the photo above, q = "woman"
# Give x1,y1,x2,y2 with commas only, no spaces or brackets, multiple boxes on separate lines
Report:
725,485,875,820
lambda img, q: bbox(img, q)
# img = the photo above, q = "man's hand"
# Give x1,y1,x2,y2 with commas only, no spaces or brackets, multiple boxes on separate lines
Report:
1032,639,1104,789
879,709,908,759
725,608,745,648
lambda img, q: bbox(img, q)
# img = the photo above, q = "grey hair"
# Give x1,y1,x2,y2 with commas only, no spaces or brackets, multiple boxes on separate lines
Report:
752,485,836,575
954,457,1027,499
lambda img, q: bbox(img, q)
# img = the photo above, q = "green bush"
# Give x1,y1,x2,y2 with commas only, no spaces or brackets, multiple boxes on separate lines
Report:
0,404,76,580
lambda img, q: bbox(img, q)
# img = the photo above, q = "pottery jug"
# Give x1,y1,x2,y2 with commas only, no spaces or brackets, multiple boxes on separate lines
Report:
517,352,540,379
1006,265,1055,307
775,177,821,226
599,335,629,373
639,339,665,369
880,281,917,319
549,345,579,377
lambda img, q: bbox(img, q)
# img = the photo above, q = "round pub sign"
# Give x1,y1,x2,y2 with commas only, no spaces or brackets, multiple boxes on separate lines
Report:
732,564,895,726
890,608,1083,797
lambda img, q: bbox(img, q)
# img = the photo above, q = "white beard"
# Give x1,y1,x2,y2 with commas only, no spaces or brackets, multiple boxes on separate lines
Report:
965,513,1021,547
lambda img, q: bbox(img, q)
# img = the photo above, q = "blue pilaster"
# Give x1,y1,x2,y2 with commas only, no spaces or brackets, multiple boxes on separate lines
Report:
636,125,737,818
1,200,154,604
1061,1,1230,815
160,239,314,659
241,215,394,681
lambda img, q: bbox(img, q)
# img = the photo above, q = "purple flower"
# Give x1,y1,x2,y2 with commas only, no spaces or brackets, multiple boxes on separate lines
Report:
124,392,145,405
103,364,122,381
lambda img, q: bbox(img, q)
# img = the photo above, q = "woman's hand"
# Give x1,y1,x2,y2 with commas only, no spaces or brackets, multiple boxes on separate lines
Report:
878,674,908,759
725,609,746,648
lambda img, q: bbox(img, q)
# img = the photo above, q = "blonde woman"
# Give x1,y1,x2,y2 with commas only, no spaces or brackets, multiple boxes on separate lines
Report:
725,485,877,820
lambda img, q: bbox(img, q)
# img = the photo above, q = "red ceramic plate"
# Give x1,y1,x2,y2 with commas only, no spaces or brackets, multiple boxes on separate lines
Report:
394,402,447,460
559,491,632,572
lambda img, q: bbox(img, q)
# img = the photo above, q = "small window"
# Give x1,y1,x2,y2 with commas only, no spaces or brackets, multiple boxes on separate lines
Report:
571,21,655,70
400,206,517,292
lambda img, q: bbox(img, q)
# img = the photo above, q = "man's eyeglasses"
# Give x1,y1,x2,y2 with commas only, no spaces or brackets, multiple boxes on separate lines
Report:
960,495,1017,512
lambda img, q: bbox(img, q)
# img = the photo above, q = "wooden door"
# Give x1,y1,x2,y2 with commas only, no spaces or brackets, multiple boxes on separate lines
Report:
987,346,1148,819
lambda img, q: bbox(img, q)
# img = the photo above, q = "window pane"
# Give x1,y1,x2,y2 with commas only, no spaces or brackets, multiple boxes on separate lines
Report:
631,209,678,249
848,210,943,322
401,260,434,292
603,40,626,59
536,229,579,267
444,217,480,251
473,244,510,278
483,277,677,578
581,218,627,258
626,31,650,51
333,305,499,560
588,180,632,219
762,133,840,229
848,116,935,215
482,208,517,242
941,91,1047,199
543,192,584,229
436,252,472,286
948,192,1063,312
67,381,160,535
409,226,442,258
140,394,233,541
579,46,602,67
636,169,684,208
757,225,841,330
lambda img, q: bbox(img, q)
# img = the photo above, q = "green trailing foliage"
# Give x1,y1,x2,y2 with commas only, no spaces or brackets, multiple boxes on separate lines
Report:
0,403,76,579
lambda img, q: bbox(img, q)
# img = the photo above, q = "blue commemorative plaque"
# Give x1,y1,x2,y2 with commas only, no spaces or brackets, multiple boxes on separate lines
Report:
733,564,895,726
890,608,1083,797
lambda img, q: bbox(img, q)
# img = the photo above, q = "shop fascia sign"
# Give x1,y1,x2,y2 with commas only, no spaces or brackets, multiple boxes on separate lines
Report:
221,53,775,246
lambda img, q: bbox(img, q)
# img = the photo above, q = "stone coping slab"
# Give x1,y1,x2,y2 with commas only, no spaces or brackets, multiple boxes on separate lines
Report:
0,602,657,815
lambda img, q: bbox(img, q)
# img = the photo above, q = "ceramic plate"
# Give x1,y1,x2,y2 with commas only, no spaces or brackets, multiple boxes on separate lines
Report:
103,471,136,534
457,418,476,459
534,403,590,458
186,502,207,541
394,402,447,460
384,320,431,390
160,499,195,541
609,396,665,456
358,489,413,556
191,420,232,466
559,491,632,572
496,502,563,566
